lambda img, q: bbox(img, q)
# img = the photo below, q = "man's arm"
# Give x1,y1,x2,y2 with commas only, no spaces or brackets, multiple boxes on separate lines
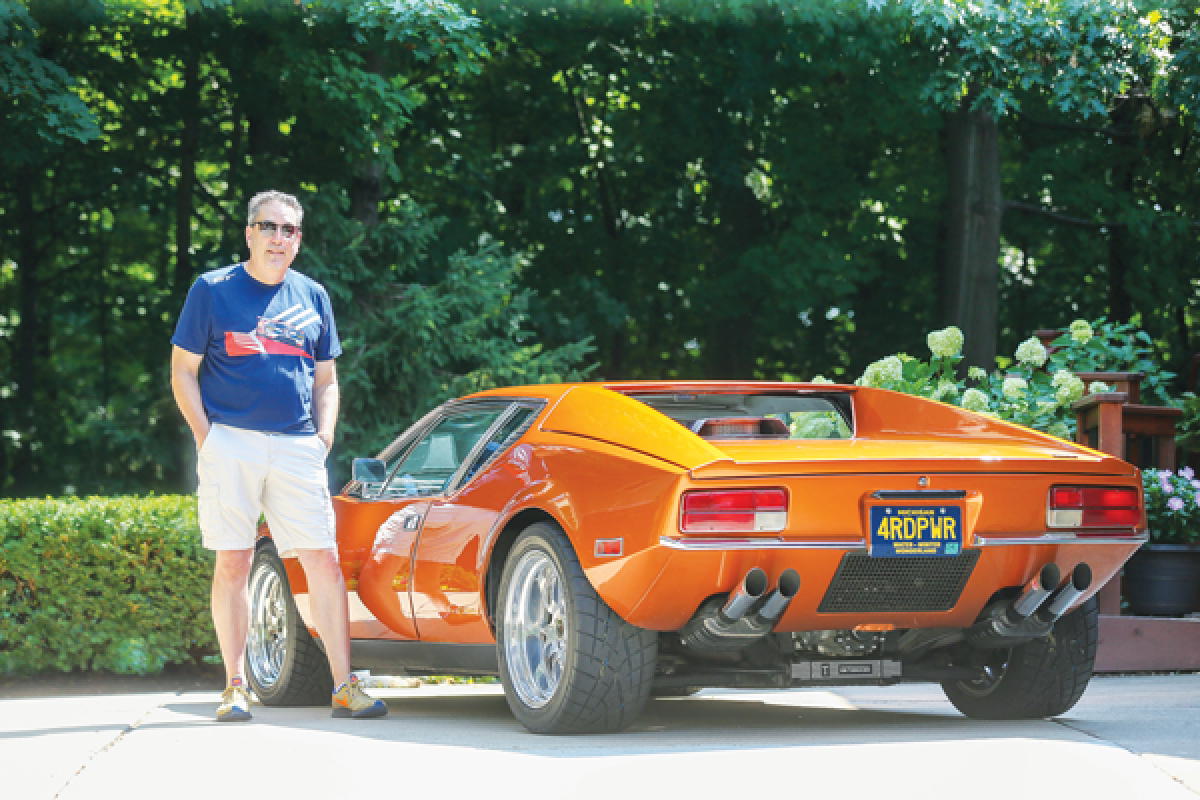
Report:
171,345,210,448
313,359,339,455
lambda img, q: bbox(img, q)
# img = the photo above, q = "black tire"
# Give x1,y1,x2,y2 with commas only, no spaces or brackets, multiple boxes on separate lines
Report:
496,522,658,734
942,596,1099,719
245,544,334,706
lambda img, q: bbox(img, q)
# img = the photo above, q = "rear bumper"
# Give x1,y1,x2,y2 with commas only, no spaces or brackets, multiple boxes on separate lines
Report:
593,534,1144,632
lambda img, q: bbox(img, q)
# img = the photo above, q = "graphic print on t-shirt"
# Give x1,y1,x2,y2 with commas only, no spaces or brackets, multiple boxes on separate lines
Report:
225,303,320,360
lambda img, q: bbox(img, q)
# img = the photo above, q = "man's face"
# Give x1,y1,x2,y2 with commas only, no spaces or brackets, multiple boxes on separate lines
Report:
245,201,302,272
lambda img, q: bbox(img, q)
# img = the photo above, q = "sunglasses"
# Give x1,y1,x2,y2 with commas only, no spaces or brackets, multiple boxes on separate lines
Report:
254,220,302,239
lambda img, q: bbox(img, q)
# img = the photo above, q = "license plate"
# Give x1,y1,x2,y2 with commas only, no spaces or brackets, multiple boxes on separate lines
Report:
869,505,963,557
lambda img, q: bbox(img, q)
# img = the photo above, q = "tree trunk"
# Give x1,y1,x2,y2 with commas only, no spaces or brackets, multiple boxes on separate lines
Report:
13,163,40,492
174,11,200,293
942,105,1004,370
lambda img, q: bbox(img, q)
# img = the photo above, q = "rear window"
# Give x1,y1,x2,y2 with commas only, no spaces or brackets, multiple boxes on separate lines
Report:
627,392,853,440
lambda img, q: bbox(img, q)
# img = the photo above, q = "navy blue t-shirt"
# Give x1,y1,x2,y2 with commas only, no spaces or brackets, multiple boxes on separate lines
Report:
171,264,341,434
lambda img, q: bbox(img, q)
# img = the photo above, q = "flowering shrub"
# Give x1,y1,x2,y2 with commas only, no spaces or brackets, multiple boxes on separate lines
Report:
857,326,1084,437
1044,318,1176,406
1142,468,1200,544
852,318,1180,440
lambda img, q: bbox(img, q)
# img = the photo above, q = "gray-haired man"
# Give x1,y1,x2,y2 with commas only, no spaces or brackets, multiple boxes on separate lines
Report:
170,190,385,721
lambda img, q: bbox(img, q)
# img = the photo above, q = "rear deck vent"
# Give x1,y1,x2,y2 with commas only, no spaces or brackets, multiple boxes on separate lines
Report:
818,550,980,614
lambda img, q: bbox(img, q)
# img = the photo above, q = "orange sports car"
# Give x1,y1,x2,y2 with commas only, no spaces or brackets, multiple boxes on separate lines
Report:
244,382,1144,734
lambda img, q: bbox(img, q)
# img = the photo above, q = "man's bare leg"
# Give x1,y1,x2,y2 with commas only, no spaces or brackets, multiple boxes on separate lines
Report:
295,548,351,687
211,549,255,686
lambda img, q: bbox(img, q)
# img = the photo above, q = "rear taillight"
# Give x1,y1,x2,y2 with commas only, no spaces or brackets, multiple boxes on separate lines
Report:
680,489,788,533
1047,486,1140,528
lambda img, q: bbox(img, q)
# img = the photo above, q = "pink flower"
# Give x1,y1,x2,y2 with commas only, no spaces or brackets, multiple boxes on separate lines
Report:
1167,497,1184,512
1160,474,1174,493
1193,480,1200,490
1181,467,1196,481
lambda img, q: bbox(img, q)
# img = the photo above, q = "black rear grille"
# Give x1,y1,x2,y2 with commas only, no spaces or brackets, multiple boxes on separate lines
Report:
818,550,980,613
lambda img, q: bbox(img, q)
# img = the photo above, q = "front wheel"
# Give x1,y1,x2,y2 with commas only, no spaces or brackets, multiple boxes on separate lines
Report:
245,544,333,705
496,522,657,734
942,596,1099,719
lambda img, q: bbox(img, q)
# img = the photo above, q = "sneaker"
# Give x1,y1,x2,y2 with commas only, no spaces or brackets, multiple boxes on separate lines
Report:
216,678,252,723
332,675,388,719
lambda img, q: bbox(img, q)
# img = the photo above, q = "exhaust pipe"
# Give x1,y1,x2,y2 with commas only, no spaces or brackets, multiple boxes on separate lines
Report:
1039,563,1093,621
1011,563,1061,619
756,569,801,623
721,567,768,621
679,568,799,653
965,562,1060,649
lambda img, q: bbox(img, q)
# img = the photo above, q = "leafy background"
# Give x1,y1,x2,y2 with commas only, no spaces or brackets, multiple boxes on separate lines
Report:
2,0,1199,497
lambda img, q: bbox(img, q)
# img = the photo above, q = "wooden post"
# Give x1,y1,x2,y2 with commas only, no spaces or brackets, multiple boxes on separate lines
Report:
1073,392,1129,615
1073,392,1129,459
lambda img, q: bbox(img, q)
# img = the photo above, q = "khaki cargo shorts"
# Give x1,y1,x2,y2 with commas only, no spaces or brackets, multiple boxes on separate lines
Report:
196,423,336,554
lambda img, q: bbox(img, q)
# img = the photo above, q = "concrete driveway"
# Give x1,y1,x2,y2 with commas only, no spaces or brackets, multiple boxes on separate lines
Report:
4,674,1198,799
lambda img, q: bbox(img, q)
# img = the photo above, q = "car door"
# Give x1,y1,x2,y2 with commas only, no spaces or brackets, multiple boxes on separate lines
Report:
344,404,505,640
412,402,541,643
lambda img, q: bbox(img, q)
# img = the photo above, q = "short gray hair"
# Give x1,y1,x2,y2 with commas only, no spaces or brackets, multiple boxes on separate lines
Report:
247,190,304,227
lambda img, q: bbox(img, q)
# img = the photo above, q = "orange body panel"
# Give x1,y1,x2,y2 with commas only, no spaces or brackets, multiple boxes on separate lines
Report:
278,381,1143,652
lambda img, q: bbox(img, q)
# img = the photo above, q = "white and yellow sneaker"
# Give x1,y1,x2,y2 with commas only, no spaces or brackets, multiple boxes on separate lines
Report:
216,677,252,723
332,674,388,719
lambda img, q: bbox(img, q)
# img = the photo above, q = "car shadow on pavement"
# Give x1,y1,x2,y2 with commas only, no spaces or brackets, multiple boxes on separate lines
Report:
147,690,1095,755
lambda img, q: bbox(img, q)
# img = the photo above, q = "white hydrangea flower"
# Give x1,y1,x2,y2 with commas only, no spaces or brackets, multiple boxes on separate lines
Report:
1015,337,1048,367
927,326,964,358
968,366,987,381
809,375,834,385
932,380,959,401
1051,370,1074,389
1056,374,1085,406
861,356,903,386
877,355,903,382
1002,376,1028,401
1069,319,1093,344
1047,421,1071,439
962,388,990,412
1088,381,1111,394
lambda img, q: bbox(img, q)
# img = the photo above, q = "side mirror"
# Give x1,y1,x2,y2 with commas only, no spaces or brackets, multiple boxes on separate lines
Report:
352,458,388,484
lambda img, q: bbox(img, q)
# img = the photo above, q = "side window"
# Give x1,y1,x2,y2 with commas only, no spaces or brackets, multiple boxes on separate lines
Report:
381,407,507,497
458,406,538,487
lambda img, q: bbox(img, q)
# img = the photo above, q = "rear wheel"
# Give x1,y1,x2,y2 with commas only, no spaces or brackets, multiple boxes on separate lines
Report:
942,596,1099,719
496,522,657,734
245,544,333,706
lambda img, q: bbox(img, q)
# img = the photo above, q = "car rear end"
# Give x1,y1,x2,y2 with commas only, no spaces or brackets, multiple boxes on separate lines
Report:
598,383,1142,699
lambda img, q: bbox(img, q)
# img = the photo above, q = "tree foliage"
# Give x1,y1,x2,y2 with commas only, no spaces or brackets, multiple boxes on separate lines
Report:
1,1,1198,496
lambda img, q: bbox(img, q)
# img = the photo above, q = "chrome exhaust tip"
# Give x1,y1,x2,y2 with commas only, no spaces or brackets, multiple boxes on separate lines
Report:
757,569,801,622
1011,562,1061,619
721,567,768,621
1041,563,1093,620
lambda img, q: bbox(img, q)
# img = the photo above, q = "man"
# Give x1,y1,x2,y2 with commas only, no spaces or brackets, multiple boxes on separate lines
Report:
170,190,386,722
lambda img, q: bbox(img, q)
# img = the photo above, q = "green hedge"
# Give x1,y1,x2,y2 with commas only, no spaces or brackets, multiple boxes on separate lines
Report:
0,496,216,674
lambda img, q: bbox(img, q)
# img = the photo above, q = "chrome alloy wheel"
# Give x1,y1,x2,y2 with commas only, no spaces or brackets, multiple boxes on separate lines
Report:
503,549,568,709
247,559,289,690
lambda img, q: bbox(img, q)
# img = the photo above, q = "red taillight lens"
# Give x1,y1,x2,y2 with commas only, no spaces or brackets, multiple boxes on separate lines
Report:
681,489,788,532
1048,486,1139,529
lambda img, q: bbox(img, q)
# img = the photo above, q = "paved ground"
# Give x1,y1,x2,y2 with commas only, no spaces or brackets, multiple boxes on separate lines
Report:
3,674,1198,799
